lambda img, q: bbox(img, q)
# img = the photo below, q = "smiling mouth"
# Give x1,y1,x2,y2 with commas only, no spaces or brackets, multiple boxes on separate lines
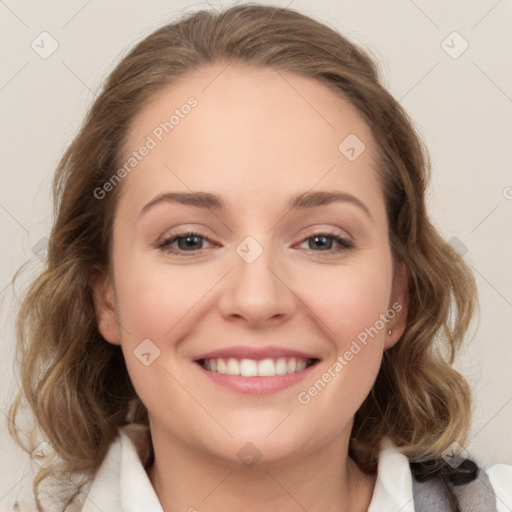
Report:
196,357,319,377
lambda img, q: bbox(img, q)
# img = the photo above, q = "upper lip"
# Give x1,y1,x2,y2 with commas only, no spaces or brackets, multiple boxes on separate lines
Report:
194,345,320,362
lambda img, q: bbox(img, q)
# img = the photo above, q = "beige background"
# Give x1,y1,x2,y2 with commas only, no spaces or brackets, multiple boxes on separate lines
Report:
1,0,511,508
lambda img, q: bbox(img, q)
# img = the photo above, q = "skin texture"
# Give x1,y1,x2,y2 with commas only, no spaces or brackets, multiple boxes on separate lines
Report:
94,62,408,512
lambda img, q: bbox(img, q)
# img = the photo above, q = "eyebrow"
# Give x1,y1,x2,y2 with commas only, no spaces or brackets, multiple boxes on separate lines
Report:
140,190,371,219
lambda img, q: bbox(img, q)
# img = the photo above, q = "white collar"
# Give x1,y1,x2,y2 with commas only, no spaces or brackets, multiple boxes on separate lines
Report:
83,425,415,512
82,424,163,512
367,437,415,511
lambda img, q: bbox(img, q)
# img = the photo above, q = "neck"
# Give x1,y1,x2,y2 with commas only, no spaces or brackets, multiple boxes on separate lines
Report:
147,424,376,512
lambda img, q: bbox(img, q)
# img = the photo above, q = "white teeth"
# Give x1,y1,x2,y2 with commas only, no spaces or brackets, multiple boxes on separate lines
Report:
275,357,288,375
217,359,226,374
296,360,307,371
240,359,258,377
226,358,241,375
287,358,297,373
200,357,314,376
258,358,276,377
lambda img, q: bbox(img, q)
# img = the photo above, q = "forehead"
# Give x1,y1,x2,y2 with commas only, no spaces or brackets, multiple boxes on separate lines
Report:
119,62,382,216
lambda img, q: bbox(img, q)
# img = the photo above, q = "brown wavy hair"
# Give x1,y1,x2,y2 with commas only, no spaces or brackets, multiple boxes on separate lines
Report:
9,1,476,502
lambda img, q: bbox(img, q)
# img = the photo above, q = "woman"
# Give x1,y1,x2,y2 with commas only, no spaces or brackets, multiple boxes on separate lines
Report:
9,4,512,511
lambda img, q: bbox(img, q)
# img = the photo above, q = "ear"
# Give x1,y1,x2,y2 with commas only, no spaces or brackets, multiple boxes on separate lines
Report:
384,262,409,349
91,270,121,345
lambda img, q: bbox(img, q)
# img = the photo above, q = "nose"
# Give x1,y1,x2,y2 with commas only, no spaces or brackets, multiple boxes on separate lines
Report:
217,240,297,328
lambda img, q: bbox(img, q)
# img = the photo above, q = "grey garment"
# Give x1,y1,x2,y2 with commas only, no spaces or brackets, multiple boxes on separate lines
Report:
412,469,497,512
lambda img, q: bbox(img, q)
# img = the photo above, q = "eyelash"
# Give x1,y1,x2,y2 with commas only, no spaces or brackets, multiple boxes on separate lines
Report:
157,230,354,256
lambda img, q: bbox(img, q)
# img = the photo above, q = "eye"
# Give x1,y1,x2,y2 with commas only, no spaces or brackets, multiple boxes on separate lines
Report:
297,231,354,254
157,230,354,256
157,231,215,255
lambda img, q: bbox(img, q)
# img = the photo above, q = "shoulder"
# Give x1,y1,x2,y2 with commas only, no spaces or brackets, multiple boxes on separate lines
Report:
72,423,159,512
37,425,149,512
484,463,512,512
36,468,92,512
370,438,512,512
409,452,512,512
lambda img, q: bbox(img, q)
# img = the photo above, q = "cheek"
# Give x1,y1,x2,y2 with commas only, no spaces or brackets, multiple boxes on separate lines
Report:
113,266,204,407
302,262,392,341
293,267,391,419
114,248,393,353
296,261,393,401
114,259,209,340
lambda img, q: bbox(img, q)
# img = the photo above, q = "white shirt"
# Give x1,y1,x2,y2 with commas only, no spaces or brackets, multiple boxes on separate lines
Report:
21,424,512,512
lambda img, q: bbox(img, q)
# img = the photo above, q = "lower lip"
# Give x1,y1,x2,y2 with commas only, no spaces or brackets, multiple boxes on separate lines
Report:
195,361,318,394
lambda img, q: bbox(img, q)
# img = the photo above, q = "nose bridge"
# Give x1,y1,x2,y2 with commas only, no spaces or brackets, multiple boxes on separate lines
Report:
234,234,284,297
218,233,296,325
236,236,278,288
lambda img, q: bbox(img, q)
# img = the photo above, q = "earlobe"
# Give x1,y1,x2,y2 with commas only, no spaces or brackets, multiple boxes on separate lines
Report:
91,271,122,345
385,262,409,349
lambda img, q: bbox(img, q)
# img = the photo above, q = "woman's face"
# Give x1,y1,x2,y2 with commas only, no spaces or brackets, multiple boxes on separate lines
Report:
94,62,407,465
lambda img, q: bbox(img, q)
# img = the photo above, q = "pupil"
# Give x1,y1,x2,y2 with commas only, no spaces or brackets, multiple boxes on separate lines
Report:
311,235,332,250
179,236,201,250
